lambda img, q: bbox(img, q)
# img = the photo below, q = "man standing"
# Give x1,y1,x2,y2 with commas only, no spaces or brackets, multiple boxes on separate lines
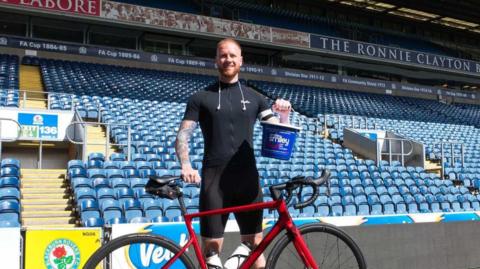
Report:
175,38,291,269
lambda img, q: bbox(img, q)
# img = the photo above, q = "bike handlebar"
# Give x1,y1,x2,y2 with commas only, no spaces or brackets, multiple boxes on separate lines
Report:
147,169,331,209
269,169,330,210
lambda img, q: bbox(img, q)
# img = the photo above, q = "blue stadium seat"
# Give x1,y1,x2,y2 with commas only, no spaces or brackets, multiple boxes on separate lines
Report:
0,177,20,189
123,200,144,221
79,200,101,220
1,159,20,169
101,200,123,221
83,217,105,227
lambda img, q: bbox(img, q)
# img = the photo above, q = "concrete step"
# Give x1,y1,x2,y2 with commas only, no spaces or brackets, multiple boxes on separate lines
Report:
22,216,74,225
21,198,70,205
21,178,65,183
86,140,108,144
425,161,441,175
22,193,69,199
21,188,68,194
22,182,66,188
87,136,105,140
86,147,116,152
86,133,106,137
20,100,46,104
24,224,77,229
87,130,106,134
22,172,64,177
22,175,65,180
86,150,112,155
86,127,103,132
22,169,66,173
22,173,64,177
19,103,47,109
22,178,64,182
22,210,73,218
425,161,441,168
22,204,71,211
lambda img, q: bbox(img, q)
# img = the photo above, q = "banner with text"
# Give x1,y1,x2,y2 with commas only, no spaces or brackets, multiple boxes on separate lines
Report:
311,34,480,75
100,0,479,74
0,0,101,16
0,35,476,100
110,223,200,269
18,112,59,139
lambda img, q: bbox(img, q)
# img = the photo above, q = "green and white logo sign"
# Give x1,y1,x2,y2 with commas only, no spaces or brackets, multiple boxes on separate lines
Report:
44,239,80,269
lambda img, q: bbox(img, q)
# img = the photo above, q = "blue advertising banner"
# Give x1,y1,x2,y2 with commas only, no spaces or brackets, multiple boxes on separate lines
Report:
111,222,200,269
18,113,59,139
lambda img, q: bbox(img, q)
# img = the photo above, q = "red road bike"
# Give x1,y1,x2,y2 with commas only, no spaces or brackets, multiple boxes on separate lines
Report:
84,170,366,268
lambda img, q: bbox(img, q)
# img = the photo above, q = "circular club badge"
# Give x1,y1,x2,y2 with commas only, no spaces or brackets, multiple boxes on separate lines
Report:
44,239,80,269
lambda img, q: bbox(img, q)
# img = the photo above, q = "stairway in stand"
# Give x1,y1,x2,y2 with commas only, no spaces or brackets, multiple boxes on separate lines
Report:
85,124,117,159
425,160,442,176
21,169,76,228
19,65,47,109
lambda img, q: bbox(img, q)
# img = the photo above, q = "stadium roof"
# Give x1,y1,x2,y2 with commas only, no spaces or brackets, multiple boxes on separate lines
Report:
328,0,480,33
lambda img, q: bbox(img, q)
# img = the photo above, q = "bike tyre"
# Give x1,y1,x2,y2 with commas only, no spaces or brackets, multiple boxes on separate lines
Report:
83,233,195,269
266,223,367,269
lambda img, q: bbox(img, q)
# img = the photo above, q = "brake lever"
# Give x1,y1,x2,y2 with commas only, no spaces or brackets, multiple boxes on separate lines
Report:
326,177,331,196
284,187,293,206
297,184,303,203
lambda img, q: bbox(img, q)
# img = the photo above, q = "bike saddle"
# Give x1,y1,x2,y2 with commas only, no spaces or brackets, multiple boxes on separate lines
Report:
145,175,181,199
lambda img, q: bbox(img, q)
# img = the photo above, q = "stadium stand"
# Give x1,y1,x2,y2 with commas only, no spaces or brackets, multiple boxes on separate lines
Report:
5,55,471,226
29,57,215,107
0,52,478,227
13,56,471,226
249,80,480,127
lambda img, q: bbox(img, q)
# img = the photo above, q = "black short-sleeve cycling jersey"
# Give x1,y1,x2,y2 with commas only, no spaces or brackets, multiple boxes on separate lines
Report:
183,81,272,167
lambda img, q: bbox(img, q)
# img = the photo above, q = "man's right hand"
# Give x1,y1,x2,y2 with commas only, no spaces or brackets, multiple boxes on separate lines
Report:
181,165,201,183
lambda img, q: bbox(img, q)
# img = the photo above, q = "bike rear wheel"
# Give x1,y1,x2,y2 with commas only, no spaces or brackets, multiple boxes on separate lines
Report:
83,233,195,269
266,223,366,269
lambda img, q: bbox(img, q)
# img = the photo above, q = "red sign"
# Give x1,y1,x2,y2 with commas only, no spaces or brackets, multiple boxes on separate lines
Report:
0,0,101,16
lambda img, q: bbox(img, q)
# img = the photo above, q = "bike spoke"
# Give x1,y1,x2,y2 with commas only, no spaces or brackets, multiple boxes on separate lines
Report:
267,225,365,269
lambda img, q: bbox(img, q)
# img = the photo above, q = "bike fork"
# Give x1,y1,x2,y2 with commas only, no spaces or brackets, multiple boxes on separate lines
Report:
288,225,319,269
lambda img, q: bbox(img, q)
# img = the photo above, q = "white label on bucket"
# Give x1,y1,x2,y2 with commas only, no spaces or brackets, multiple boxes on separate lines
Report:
269,134,290,147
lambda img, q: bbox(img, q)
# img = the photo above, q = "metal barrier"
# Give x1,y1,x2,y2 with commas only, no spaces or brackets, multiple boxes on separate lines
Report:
435,142,465,179
323,114,372,130
66,121,132,162
0,118,21,160
17,89,77,111
321,114,377,139
376,137,414,167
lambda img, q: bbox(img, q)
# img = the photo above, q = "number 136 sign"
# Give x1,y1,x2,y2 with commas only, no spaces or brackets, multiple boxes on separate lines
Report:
18,113,59,139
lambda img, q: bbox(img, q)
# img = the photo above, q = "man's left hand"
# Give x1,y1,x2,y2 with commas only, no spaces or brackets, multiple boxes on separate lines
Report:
273,99,291,112
272,99,292,123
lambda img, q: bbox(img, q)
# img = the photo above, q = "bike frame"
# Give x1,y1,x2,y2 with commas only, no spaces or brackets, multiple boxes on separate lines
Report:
162,198,319,269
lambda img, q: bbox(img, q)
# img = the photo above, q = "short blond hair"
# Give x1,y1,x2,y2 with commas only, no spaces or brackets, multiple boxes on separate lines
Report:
216,38,242,56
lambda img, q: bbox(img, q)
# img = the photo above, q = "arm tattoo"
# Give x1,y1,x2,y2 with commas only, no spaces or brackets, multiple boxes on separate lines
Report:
175,120,197,167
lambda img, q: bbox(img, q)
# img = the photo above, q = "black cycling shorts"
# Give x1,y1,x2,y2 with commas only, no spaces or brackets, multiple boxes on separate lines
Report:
199,162,263,238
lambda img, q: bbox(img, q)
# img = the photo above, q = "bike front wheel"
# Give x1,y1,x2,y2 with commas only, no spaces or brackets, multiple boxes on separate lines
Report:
266,223,367,269
83,233,195,269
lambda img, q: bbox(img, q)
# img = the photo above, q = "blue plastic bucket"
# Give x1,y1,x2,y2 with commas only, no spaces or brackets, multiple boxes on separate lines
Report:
261,121,301,160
